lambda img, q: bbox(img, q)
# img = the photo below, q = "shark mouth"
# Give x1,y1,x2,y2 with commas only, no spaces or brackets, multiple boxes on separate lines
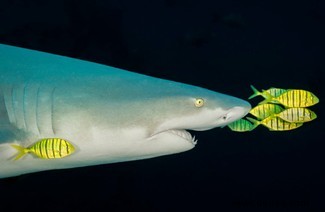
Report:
167,129,198,145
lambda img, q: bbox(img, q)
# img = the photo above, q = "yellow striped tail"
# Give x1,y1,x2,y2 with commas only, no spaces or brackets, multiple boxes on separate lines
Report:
246,117,260,131
257,91,274,105
11,144,28,161
248,85,261,99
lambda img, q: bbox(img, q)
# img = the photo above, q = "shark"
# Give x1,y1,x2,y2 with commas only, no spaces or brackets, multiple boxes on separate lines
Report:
0,44,251,178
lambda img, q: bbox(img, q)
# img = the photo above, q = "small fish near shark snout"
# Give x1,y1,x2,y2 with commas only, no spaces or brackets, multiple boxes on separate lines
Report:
0,44,250,178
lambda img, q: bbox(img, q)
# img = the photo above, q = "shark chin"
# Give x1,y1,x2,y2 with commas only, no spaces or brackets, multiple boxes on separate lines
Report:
0,44,251,178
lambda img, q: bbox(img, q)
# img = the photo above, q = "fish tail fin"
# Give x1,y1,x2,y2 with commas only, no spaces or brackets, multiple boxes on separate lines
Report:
11,144,28,161
258,90,273,105
258,99,268,105
246,117,260,131
248,85,261,99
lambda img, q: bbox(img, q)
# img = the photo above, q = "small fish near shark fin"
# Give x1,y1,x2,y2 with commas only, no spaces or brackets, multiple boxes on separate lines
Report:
9,138,76,160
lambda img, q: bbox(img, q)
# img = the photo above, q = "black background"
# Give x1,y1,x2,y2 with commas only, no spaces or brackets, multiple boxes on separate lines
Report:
0,0,324,211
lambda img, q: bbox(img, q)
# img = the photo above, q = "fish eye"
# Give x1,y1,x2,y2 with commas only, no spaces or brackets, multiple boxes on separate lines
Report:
194,98,204,107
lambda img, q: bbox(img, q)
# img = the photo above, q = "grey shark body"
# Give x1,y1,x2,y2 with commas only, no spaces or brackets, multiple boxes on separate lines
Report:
0,44,250,178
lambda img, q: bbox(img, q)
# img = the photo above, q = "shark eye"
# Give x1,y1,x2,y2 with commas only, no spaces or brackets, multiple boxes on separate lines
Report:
194,98,204,107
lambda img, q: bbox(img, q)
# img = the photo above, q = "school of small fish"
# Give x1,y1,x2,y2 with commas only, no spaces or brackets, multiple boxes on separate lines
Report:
227,85,319,132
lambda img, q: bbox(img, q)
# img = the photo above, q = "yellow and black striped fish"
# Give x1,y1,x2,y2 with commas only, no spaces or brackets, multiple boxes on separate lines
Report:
260,89,319,107
227,118,255,132
249,85,287,99
247,117,303,131
274,107,317,123
11,138,75,160
249,103,284,120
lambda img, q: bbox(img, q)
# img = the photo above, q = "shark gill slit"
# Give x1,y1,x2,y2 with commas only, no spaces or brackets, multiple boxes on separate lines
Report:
22,84,28,130
10,86,17,125
35,86,41,135
3,86,14,124
51,87,56,135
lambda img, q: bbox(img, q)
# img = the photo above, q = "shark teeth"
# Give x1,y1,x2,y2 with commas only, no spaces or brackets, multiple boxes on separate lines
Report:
168,130,198,145
192,136,197,145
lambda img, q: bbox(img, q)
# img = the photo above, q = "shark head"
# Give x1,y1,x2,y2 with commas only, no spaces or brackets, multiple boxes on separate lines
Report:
60,77,251,163
133,83,251,158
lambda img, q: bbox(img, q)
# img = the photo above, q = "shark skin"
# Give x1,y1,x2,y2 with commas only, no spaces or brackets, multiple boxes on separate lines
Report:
0,44,251,178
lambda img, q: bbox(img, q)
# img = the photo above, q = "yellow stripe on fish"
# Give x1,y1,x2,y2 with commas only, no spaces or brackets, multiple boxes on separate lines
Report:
260,89,319,107
248,85,287,99
11,138,75,160
249,103,284,120
274,107,317,123
246,117,303,131
227,118,254,132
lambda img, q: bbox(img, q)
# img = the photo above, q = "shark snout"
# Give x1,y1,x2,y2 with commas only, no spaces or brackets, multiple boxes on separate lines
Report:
226,106,250,121
221,100,251,126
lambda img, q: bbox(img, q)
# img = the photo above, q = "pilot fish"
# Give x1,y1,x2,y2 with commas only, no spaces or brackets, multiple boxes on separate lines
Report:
227,118,255,132
246,117,303,131
273,107,317,123
249,103,285,120
11,138,75,160
259,89,319,107
248,85,287,100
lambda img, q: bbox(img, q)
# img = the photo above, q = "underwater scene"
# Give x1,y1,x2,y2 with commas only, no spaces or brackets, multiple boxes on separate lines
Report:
0,0,324,211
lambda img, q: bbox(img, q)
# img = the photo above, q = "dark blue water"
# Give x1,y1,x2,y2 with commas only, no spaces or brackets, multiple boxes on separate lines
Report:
0,0,324,211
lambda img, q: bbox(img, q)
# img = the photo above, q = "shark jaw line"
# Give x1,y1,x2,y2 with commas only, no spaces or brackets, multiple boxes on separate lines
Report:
150,129,198,146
